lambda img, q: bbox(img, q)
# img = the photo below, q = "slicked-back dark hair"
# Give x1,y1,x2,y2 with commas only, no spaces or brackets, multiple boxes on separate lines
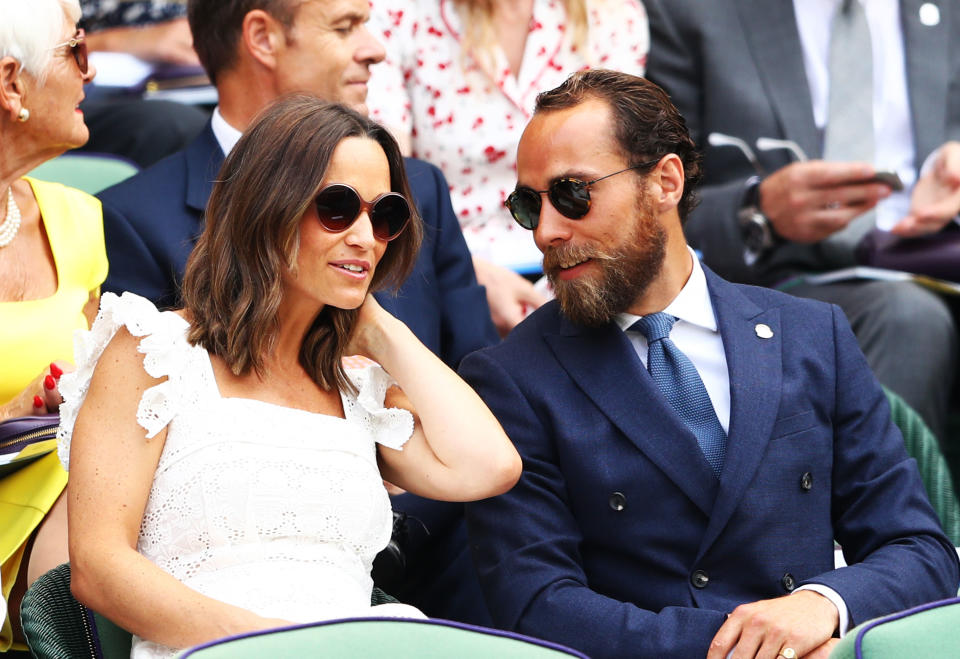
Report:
181,94,422,394
534,69,702,222
187,0,298,84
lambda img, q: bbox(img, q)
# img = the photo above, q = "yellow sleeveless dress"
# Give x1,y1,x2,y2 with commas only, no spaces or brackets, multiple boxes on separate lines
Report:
0,177,106,649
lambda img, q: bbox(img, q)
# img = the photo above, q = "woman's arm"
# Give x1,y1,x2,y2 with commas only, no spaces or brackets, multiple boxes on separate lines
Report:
68,329,287,649
348,296,521,502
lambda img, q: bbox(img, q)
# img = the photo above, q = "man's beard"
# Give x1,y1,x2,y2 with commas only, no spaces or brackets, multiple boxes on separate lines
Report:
543,198,667,327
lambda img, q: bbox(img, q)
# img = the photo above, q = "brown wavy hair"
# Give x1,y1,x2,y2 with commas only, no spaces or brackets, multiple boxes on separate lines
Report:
181,95,422,393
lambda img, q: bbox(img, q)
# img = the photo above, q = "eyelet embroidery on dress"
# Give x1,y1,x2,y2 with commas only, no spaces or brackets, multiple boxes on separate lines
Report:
57,293,417,659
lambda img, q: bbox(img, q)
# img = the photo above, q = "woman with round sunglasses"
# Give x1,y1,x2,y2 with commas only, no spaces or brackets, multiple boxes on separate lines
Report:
58,96,520,658
0,0,100,649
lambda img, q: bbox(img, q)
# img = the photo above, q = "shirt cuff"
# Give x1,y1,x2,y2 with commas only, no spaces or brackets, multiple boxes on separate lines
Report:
794,584,850,637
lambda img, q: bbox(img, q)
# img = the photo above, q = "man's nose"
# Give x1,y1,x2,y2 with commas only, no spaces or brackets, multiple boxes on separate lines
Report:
534,197,574,249
358,25,386,64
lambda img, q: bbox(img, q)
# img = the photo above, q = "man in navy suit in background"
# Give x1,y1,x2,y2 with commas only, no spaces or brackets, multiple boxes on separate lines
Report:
97,0,498,626
461,70,959,659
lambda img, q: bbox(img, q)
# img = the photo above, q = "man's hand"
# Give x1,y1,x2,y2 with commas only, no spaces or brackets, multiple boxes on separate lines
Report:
803,638,840,659
86,18,201,66
707,590,839,659
758,161,892,243
892,141,960,237
472,257,548,336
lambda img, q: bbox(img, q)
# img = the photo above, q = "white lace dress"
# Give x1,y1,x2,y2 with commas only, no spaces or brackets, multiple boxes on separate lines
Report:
57,293,424,659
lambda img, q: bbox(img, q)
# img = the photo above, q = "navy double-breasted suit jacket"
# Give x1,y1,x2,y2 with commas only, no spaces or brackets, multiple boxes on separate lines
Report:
461,265,959,658
97,122,499,625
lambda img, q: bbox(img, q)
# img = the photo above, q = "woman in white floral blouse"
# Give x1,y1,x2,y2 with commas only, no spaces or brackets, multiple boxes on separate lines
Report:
367,0,649,334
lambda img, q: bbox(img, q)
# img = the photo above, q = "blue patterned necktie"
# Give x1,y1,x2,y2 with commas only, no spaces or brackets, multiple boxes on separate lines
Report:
631,312,727,476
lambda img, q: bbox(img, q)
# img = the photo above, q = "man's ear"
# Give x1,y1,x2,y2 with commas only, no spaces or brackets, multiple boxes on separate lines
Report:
241,9,287,71
650,153,685,212
0,57,27,122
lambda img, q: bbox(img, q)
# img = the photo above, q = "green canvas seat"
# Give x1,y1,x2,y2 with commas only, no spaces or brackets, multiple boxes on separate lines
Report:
28,153,139,195
883,387,960,545
829,596,960,658
177,618,587,659
19,563,401,659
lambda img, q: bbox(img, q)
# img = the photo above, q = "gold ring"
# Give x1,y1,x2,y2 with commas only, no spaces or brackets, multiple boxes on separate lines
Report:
779,649,797,659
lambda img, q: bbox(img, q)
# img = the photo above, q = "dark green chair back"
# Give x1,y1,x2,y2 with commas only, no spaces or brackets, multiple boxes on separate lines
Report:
19,563,131,659
828,596,960,658
883,387,960,545
177,618,588,658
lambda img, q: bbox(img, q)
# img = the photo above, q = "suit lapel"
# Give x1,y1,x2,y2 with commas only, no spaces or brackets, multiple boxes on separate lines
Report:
545,318,718,517
735,0,821,159
901,0,950,164
697,268,782,555
185,122,225,213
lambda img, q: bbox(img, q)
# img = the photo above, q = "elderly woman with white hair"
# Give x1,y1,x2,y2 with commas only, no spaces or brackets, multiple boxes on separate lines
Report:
0,0,101,649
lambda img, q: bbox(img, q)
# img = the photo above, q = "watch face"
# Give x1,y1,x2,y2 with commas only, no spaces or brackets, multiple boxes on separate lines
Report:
743,218,767,252
739,208,771,252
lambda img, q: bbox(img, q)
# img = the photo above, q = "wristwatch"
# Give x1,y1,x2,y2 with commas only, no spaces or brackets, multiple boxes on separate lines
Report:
737,177,776,254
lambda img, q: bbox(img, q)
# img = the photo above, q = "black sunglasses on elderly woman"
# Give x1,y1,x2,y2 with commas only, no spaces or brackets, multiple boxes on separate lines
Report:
52,29,88,75
314,183,412,242
504,157,661,230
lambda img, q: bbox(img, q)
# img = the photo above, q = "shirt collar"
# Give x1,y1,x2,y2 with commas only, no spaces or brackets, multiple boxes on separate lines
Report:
615,247,718,333
210,106,243,157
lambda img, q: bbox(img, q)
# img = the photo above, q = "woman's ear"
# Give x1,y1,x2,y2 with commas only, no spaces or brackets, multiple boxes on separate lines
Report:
650,153,685,213
242,9,286,71
0,57,27,123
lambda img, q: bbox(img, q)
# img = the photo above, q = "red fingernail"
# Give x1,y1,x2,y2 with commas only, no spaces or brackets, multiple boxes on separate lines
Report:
44,375,56,390
33,395,44,408
49,363,63,379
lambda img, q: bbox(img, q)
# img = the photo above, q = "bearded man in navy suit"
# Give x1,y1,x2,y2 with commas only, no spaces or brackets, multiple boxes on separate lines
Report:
97,0,498,627
461,70,959,659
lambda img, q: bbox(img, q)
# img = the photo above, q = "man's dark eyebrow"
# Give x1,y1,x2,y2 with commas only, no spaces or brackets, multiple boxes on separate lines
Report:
552,170,600,183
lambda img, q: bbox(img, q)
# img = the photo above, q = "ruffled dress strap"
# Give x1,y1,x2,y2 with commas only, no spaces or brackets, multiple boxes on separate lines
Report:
343,364,414,451
57,292,204,470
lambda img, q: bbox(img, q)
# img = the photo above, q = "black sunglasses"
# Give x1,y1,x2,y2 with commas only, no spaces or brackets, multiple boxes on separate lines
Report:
314,183,411,241
504,157,661,230
52,29,88,75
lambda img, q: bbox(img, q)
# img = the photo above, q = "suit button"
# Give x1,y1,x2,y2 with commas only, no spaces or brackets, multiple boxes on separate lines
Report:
800,472,813,491
608,492,626,511
691,570,709,589
781,573,796,592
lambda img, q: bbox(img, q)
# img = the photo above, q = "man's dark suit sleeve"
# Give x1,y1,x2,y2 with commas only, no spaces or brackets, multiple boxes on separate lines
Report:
406,160,498,366
461,350,727,658
804,305,960,625
100,196,176,305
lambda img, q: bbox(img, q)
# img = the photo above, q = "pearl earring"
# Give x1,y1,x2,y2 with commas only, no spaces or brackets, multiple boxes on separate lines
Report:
17,108,29,122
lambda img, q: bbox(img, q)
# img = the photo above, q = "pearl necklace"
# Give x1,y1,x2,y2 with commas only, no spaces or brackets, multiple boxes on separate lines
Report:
0,186,22,248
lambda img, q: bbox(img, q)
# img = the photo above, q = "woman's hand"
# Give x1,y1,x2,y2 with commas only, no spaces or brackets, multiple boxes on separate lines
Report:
0,360,72,421
345,294,402,363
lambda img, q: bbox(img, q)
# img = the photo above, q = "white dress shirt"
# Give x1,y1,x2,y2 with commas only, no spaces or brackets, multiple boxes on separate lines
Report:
793,0,914,231
210,106,242,157
618,247,850,636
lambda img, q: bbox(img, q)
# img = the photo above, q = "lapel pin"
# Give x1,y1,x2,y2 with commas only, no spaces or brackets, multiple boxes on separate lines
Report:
755,323,773,339
920,3,940,26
